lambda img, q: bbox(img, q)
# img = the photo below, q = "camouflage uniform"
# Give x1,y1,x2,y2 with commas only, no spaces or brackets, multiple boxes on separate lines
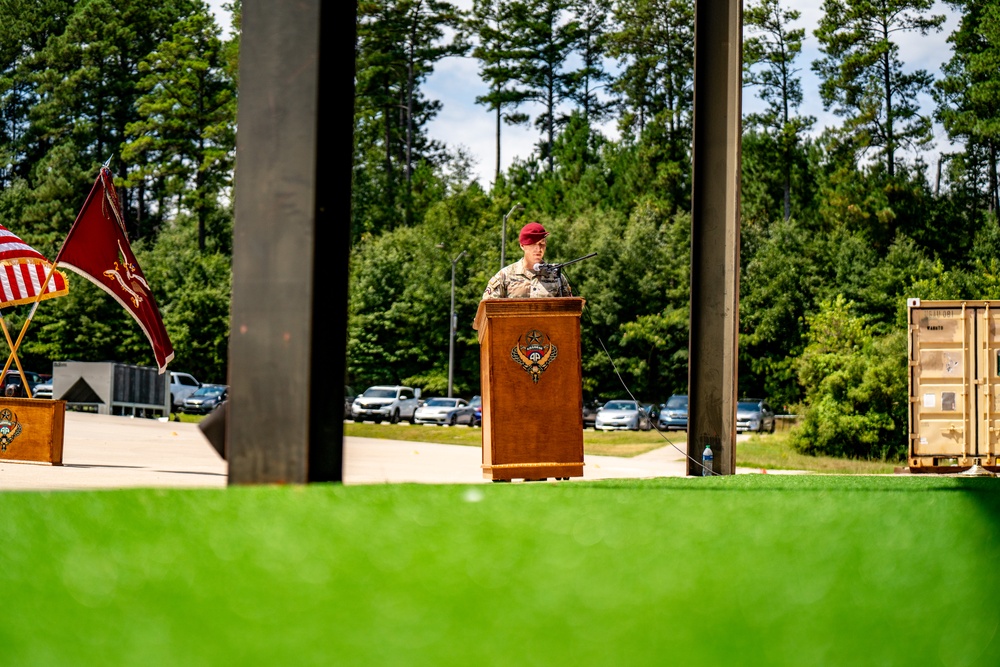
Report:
481,258,572,300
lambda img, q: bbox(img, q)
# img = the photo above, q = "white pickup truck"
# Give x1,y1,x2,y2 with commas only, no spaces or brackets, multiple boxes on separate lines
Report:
350,385,422,424
170,371,202,410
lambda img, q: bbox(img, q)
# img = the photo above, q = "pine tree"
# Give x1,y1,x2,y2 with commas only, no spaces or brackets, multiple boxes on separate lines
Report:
122,3,236,250
0,0,75,188
564,0,615,128
23,0,201,243
607,0,692,139
467,0,532,184
743,0,814,220
510,0,580,172
606,0,694,213
934,0,1000,213
812,0,945,178
355,0,467,226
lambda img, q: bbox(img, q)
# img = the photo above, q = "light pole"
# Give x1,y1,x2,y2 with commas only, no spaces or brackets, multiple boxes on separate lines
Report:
500,202,523,270
445,248,466,398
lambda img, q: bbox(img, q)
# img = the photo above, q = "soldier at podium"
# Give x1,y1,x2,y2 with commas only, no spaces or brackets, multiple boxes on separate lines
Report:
482,222,573,299
474,225,586,482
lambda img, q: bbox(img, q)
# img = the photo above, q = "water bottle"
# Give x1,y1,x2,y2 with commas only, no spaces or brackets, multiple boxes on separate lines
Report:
702,444,714,477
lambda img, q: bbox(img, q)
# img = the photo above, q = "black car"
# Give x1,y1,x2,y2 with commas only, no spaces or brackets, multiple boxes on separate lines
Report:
582,400,601,429
0,370,46,398
639,403,660,431
344,385,355,419
181,385,229,414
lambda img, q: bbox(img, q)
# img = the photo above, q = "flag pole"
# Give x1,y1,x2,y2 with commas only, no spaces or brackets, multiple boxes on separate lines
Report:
0,264,59,385
0,314,32,397
0,158,111,381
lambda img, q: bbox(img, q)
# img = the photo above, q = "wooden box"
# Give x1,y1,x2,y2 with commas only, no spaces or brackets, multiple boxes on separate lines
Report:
0,398,66,465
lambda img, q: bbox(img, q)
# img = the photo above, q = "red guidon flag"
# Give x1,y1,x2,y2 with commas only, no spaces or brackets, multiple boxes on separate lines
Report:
0,225,69,307
55,166,174,373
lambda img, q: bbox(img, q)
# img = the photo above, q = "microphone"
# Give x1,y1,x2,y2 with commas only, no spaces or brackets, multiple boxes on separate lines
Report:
533,252,598,275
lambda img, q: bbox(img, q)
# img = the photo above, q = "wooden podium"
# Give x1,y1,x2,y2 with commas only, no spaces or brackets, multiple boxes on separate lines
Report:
474,297,585,482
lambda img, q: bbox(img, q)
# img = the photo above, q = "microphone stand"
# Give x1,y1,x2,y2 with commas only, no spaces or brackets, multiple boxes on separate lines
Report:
551,252,597,271
541,252,597,296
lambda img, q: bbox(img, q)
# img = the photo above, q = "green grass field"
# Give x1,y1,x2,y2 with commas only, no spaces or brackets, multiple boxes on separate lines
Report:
3,475,998,665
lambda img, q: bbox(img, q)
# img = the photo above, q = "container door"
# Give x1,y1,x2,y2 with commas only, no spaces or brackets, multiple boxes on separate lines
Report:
909,305,974,464
978,306,1000,466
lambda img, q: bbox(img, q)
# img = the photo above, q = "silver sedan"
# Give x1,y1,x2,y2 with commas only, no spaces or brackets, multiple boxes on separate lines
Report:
594,399,641,431
413,397,478,426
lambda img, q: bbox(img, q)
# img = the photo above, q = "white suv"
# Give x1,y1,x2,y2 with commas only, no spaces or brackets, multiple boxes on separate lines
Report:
351,385,422,424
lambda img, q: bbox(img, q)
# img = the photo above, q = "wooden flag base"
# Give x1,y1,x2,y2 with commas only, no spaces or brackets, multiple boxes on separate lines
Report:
0,398,66,465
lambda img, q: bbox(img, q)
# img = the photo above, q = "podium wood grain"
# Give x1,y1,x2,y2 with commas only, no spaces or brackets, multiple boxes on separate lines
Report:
475,297,585,481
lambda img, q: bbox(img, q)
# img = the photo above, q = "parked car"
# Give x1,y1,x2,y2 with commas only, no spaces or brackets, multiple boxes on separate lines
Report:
582,400,601,429
351,385,422,424
639,403,660,431
413,397,477,426
658,394,689,431
344,385,355,419
170,371,201,410
181,384,228,414
469,395,482,427
0,370,46,398
33,379,53,399
594,399,642,431
736,398,776,433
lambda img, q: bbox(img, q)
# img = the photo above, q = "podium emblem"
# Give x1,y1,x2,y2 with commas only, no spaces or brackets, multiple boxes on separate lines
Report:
511,329,558,383
0,407,22,451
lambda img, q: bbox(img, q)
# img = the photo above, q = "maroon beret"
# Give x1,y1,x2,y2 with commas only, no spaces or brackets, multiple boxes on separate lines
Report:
519,222,549,245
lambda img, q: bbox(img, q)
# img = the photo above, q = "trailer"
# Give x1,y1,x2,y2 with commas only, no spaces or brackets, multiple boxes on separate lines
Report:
51,361,170,418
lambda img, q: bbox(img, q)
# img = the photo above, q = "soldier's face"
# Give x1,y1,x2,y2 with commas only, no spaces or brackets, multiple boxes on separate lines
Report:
521,239,546,266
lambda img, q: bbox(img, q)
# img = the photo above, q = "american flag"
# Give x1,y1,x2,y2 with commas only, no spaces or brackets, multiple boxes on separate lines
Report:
0,225,68,308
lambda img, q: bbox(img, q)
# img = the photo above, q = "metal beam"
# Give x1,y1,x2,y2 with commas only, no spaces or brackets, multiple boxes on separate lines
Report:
688,0,742,476
227,1,354,483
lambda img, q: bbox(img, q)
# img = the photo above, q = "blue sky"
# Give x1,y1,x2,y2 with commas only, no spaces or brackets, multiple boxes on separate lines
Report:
209,1,961,189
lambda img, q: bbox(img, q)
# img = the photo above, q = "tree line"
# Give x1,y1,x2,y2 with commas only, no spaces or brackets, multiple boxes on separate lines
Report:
349,0,999,463
1,0,998,462
0,0,237,385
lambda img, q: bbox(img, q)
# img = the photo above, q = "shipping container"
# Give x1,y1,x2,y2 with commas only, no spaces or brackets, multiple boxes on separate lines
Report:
908,298,999,472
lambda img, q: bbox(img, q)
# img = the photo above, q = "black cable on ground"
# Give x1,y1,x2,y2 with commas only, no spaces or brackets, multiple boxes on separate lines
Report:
579,299,717,477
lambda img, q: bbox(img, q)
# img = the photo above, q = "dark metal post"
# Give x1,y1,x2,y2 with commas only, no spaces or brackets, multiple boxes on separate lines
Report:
688,0,742,475
448,250,466,398
500,203,522,270
227,1,355,483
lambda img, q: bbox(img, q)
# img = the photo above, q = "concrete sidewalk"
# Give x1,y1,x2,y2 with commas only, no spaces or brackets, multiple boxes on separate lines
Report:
342,435,692,484
0,411,228,491
0,412,781,492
